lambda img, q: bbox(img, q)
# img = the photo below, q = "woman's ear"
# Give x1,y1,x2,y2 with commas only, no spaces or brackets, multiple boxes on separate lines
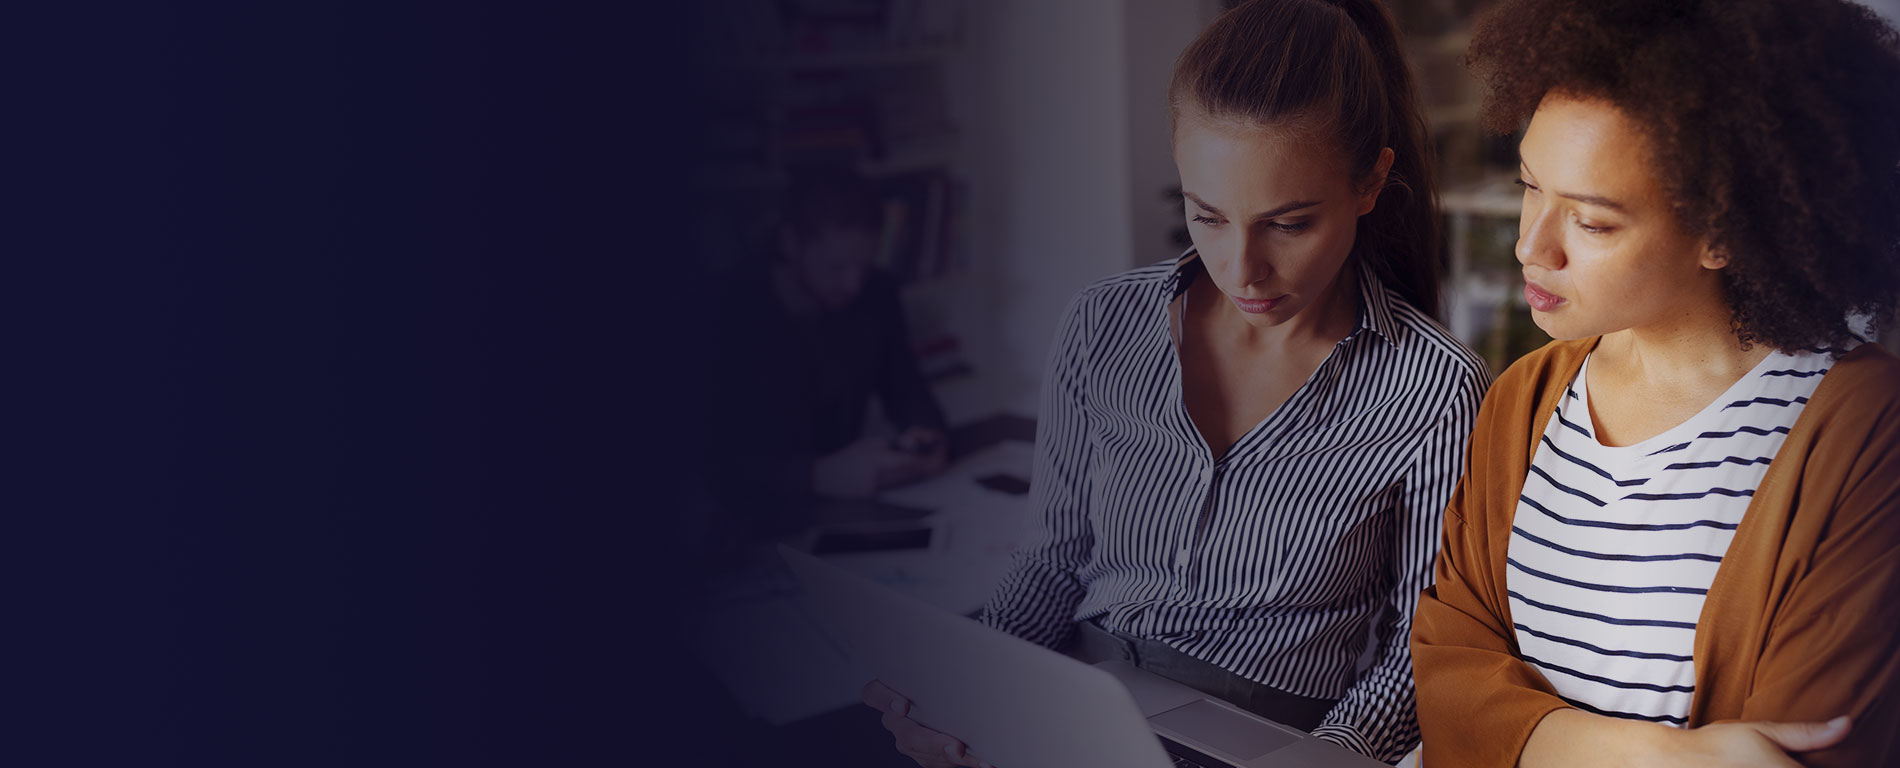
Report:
1355,147,1396,216
1698,240,1731,270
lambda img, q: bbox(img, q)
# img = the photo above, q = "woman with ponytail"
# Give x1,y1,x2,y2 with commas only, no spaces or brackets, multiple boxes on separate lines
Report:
860,1,1486,764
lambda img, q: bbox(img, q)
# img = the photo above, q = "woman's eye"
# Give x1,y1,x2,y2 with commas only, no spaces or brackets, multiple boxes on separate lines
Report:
1514,178,1539,192
1191,214,1222,226
1576,221,1613,235
1271,221,1311,234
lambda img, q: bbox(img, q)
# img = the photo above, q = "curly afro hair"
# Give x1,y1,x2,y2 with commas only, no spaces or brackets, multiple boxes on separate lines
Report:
1467,0,1900,353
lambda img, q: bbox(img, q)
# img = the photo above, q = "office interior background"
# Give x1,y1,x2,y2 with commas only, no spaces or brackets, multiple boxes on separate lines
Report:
693,0,1900,431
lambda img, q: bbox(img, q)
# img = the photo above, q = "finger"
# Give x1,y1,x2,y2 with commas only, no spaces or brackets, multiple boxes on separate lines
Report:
882,710,924,736
885,717,980,768
884,711,947,748
881,715,933,763
932,735,985,768
889,720,964,767
862,680,895,711
887,694,910,717
956,748,991,767
1753,716,1852,752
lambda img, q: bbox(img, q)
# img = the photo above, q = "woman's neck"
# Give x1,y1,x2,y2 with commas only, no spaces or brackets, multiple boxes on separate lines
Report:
1592,295,1770,402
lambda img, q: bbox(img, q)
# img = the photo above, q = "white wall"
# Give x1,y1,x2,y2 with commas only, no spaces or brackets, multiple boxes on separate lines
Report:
1121,0,1222,265
936,0,1218,417
1862,0,1900,26
950,0,1138,409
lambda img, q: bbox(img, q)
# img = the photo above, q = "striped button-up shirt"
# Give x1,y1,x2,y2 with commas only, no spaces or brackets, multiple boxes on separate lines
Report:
981,252,1488,761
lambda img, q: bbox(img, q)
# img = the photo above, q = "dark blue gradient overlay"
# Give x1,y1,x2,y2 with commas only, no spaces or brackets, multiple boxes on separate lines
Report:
13,3,717,764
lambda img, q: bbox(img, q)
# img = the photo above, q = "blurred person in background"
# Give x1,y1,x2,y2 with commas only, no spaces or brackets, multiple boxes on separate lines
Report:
771,167,948,499
703,167,948,558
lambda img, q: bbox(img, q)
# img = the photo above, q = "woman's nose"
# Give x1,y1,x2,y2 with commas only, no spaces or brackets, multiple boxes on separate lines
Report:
1515,206,1565,270
1230,233,1274,286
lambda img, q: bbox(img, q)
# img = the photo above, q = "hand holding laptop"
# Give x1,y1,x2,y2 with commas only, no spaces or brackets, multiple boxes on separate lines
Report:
863,679,991,768
783,546,1382,768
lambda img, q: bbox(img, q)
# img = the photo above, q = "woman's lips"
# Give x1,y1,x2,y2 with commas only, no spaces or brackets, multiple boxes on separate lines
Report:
1231,295,1284,314
1524,280,1566,312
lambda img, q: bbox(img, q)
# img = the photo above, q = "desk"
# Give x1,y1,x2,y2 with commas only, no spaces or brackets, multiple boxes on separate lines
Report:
820,434,1032,616
691,414,1035,731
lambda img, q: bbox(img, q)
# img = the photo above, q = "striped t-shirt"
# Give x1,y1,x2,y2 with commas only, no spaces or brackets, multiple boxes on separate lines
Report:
1507,345,1844,725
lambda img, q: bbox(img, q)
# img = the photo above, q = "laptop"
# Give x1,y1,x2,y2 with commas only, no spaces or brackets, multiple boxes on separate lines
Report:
778,545,1390,768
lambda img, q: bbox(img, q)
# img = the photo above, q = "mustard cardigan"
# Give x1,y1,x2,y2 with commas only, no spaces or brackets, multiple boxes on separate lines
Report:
1411,337,1900,767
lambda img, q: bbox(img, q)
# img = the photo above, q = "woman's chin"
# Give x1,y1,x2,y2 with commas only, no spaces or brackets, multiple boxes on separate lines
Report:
1528,310,1601,342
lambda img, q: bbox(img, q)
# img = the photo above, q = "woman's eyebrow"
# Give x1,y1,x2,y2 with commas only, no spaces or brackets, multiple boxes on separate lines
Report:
1182,190,1225,217
1520,158,1627,212
1555,191,1627,212
1182,190,1320,220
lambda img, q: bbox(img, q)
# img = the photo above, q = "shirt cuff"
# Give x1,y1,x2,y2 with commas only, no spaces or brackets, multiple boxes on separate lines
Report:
1309,724,1379,763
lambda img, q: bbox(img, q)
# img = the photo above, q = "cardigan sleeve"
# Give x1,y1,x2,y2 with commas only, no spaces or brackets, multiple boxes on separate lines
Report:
1735,379,1900,767
1410,356,1574,768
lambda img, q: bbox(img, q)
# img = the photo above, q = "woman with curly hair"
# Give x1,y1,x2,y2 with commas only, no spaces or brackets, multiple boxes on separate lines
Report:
1410,0,1900,765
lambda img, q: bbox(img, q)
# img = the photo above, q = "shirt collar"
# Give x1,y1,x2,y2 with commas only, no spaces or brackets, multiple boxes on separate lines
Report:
1165,249,1404,349
1163,246,1200,300
1352,258,1404,349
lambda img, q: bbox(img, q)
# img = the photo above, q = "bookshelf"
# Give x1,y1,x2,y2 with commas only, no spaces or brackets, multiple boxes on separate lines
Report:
693,0,974,383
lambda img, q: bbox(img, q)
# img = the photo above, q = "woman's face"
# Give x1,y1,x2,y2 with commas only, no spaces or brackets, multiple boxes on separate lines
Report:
1173,115,1389,329
1514,94,1726,340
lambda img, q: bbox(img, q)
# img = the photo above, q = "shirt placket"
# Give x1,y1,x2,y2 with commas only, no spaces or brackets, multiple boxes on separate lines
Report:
1174,459,1223,589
